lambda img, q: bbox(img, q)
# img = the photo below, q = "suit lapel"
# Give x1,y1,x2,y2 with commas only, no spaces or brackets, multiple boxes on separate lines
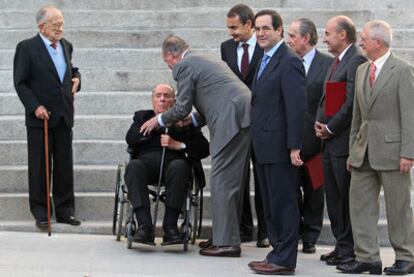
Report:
35,35,61,83
368,54,395,110
306,51,321,87
257,42,285,82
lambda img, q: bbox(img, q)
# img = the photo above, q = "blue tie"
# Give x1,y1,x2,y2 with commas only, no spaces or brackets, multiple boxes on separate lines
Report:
257,54,270,79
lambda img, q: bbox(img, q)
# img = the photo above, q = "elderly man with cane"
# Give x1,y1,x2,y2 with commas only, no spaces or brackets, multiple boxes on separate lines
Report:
124,83,209,244
13,5,81,229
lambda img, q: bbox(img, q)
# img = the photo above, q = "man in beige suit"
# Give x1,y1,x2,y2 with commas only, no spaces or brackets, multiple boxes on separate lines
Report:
338,20,414,275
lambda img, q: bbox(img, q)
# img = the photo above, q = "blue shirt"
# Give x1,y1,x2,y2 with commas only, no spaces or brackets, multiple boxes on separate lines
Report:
39,33,67,82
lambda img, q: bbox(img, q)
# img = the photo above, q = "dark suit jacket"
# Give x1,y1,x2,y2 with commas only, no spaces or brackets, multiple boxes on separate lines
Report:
220,38,263,89
302,50,333,156
126,110,210,161
316,44,367,156
251,42,306,164
14,34,81,128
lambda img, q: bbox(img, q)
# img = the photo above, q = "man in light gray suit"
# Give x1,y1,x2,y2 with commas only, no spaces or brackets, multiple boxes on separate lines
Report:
141,35,251,257
337,20,414,275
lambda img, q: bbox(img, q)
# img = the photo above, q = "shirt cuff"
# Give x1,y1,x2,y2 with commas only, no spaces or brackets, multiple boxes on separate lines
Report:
157,114,165,127
191,113,199,127
326,125,334,135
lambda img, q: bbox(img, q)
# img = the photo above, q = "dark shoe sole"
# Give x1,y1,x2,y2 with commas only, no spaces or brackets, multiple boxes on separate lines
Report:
199,250,241,257
250,268,295,275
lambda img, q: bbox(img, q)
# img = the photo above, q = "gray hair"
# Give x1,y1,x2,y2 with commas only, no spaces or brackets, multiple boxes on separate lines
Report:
295,18,318,46
365,20,392,47
161,35,189,56
35,5,55,24
152,83,175,97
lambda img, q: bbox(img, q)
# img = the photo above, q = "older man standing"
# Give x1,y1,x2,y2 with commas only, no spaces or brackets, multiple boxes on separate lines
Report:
14,5,81,228
315,15,366,265
337,20,414,275
287,17,333,254
141,35,251,257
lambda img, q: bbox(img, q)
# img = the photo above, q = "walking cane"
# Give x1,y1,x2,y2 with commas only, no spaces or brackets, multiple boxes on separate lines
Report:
44,118,51,236
153,128,169,230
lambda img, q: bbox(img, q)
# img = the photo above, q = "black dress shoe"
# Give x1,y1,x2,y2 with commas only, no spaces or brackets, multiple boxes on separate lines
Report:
327,254,355,266
199,238,213,249
162,226,183,245
337,260,382,275
56,216,81,226
35,218,48,229
199,245,241,257
256,238,270,248
302,242,316,254
321,249,338,261
384,260,414,275
133,226,155,244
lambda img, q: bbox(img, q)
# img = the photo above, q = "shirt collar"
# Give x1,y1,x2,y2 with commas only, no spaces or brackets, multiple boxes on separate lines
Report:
372,50,391,70
39,33,57,48
264,39,284,58
302,47,316,64
338,43,352,61
238,33,256,48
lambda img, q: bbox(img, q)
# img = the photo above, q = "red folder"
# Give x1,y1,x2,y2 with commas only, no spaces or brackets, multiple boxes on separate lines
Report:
325,81,346,117
304,153,325,191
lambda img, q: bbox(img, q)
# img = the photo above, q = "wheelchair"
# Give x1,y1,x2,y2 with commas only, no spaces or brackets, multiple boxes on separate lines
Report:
112,147,205,251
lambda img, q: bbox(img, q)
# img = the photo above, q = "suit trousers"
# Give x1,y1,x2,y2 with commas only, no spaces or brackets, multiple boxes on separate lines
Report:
298,161,324,244
322,148,354,256
26,118,75,220
211,127,250,246
239,150,268,240
255,162,300,268
350,156,414,263
124,152,191,210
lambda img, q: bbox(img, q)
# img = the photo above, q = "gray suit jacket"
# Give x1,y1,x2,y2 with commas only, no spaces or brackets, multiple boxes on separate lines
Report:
161,51,251,158
348,53,414,170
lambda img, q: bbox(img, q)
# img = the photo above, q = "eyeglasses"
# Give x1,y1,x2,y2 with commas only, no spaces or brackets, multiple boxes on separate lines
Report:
46,22,64,30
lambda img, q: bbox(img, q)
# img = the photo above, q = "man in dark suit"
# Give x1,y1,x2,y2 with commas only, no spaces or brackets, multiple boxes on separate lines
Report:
315,15,367,265
287,18,333,254
124,83,209,245
220,3,268,248
140,35,251,257
248,10,305,275
13,5,81,228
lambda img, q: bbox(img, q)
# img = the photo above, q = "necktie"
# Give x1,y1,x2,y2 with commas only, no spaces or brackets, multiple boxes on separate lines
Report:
241,43,249,80
369,62,377,88
328,57,340,80
50,42,57,50
257,54,270,79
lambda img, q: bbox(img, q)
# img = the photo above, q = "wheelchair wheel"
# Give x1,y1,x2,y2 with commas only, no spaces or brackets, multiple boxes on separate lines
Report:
116,165,126,241
190,187,202,244
112,164,122,235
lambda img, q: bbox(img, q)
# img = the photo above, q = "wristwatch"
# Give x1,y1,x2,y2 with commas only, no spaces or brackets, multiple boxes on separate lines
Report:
180,142,187,150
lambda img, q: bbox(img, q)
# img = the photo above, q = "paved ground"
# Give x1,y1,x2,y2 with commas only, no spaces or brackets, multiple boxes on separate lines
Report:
0,231,397,276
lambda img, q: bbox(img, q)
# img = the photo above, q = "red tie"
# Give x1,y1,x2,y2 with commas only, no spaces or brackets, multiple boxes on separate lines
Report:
369,62,377,88
241,43,249,80
328,57,340,80
50,43,57,49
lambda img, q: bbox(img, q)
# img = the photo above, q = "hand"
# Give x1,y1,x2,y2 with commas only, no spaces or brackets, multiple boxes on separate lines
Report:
71,77,80,96
175,115,192,128
346,162,352,172
160,134,181,150
34,105,50,120
140,116,159,136
314,121,332,140
400,157,413,173
290,149,303,167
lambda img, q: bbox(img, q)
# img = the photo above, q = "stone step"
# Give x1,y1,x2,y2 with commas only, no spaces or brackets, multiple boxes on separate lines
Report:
1,28,414,50
0,0,412,10
0,69,173,93
0,140,129,165
0,91,152,116
2,44,414,71
0,9,413,30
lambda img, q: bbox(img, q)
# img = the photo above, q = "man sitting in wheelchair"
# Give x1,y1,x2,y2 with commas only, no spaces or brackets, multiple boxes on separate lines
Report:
124,83,209,245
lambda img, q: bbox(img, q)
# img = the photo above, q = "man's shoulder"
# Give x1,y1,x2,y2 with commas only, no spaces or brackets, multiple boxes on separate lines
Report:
17,35,40,48
133,110,154,123
221,38,237,49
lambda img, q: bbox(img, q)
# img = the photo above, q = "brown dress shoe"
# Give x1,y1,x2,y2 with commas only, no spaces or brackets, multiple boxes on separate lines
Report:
248,259,268,268
199,245,241,257
199,238,212,249
251,262,295,275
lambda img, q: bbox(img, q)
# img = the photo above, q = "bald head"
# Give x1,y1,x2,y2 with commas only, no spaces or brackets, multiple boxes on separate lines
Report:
36,5,64,43
36,5,63,25
324,15,356,56
330,15,357,43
